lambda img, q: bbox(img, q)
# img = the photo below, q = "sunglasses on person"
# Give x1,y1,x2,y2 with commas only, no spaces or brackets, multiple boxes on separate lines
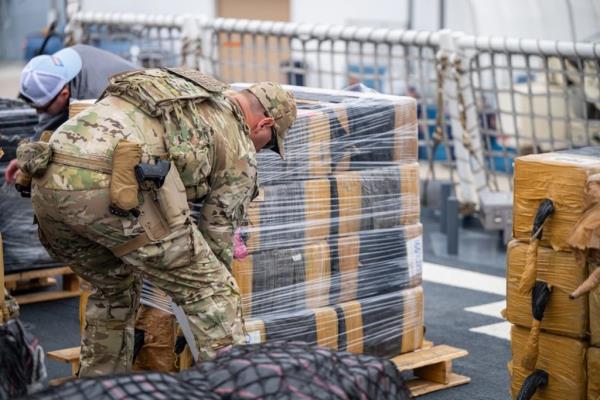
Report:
262,128,279,151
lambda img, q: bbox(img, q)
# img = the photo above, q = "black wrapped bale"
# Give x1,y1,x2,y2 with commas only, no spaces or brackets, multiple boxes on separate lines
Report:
233,225,422,316
0,185,58,273
0,98,37,163
254,87,417,185
244,163,419,252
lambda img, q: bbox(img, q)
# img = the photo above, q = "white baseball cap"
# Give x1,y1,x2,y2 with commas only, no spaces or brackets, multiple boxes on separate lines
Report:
19,47,82,108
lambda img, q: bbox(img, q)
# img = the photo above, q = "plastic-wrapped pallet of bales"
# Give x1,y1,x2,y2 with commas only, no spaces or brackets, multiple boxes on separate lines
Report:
132,85,423,371
0,186,62,273
507,147,600,399
505,240,588,338
0,98,38,167
0,98,58,272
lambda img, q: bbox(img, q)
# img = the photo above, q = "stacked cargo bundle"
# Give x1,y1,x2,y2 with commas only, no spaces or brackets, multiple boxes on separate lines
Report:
0,98,59,273
228,86,424,359
506,148,600,399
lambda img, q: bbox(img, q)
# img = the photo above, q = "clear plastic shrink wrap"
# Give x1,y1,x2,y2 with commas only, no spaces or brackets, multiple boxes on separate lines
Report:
505,240,588,338
243,286,424,358
233,224,422,316
0,98,37,163
513,148,600,251
509,325,587,400
0,99,56,272
0,185,60,272
133,86,423,370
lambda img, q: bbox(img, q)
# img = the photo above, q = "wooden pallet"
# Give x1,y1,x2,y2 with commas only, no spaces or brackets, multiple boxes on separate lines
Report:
392,343,470,397
48,347,81,377
4,266,80,304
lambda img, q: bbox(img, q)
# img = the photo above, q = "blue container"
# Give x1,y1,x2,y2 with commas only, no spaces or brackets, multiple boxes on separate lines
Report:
23,33,64,61
347,65,387,92
485,135,516,174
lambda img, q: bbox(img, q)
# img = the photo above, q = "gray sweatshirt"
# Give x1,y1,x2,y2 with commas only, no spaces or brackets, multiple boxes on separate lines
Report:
34,44,136,138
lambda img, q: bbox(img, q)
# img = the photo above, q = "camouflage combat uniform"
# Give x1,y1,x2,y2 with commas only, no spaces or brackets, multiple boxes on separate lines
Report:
25,69,264,377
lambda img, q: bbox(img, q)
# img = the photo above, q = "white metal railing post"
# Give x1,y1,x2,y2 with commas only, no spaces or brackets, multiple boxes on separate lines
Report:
64,0,83,46
181,14,201,68
438,30,487,207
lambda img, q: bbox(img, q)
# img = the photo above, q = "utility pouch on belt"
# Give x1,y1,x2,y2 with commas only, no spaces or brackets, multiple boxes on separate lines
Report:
136,160,191,229
155,162,191,229
110,140,142,216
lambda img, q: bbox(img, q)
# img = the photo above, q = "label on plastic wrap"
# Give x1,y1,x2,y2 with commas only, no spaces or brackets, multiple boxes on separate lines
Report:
246,330,262,344
407,236,423,278
292,253,303,262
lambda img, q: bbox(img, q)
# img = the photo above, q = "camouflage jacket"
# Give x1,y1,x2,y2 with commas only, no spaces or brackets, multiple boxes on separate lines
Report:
34,69,258,267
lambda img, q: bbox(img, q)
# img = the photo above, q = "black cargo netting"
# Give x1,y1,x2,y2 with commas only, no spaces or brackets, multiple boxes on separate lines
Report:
29,342,411,400
0,319,47,400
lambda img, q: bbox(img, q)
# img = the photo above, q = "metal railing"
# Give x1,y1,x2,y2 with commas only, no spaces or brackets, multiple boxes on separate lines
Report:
65,11,600,210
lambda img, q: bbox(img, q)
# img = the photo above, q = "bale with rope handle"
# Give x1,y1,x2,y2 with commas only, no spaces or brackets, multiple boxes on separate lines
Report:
520,281,552,371
509,325,587,400
517,199,554,295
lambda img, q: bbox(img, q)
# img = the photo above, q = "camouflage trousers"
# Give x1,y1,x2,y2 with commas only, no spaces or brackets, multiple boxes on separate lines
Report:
32,184,245,377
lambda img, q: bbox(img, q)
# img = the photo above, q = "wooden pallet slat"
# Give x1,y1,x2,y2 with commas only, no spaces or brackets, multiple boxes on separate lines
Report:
4,266,81,304
407,373,471,397
48,346,81,377
46,340,470,397
391,343,470,397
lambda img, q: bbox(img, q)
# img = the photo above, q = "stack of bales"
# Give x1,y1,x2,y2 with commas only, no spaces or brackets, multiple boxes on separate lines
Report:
0,98,57,272
505,148,600,399
231,86,424,359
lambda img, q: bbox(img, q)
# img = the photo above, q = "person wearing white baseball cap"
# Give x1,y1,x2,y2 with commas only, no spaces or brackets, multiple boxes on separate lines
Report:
6,44,135,183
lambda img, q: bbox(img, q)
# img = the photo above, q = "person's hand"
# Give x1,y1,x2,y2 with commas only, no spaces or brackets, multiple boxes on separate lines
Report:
4,159,19,184
233,228,248,260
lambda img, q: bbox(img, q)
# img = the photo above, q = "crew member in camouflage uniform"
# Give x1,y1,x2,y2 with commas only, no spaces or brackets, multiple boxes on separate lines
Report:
17,68,296,377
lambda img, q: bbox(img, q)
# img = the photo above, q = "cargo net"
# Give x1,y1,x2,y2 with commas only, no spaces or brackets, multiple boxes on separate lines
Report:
0,319,46,400
31,342,411,400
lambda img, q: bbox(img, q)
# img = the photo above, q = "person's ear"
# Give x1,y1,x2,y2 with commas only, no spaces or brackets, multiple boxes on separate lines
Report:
258,116,274,129
59,86,70,99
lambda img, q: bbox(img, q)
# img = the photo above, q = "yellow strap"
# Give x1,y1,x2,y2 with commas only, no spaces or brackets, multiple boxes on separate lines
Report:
52,152,113,174
111,232,152,257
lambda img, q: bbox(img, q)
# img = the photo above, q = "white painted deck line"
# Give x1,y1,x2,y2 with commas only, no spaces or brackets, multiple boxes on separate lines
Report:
423,262,506,296
469,321,512,341
465,300,507,319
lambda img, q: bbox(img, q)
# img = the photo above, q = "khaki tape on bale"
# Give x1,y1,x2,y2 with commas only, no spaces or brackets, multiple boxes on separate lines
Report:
522,282,552,372
314,307,338,349
340,301,363,354
518,239,540,295
521,320,542,370
518,200,554,295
